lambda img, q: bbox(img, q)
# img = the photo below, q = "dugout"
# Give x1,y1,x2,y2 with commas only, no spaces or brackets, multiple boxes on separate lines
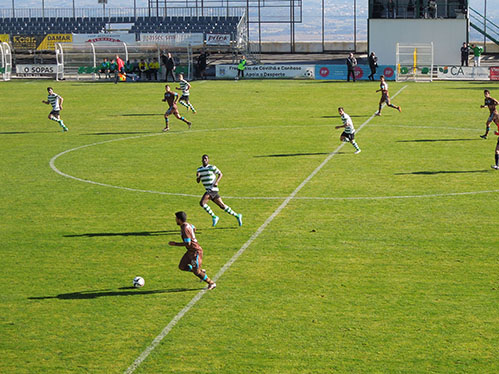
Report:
57,40,204,81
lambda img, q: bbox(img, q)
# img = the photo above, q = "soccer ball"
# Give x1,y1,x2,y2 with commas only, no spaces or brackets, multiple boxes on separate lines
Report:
133,276,145,288
304,69,314,79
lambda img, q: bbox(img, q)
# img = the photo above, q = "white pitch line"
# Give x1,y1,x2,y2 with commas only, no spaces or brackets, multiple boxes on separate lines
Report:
123,84,409,374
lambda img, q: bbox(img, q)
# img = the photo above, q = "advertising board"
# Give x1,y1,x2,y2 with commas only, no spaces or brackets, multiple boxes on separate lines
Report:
315,65,396,80
437,66,490,80
73,33,136,45
16,64,58,76
216,64,315,79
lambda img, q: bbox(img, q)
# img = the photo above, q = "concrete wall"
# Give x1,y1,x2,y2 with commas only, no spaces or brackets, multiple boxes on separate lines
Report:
368,19,467,65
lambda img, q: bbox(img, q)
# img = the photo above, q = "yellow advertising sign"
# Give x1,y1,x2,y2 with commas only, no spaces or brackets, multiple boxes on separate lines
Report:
37,34,72,50
0,34,10,43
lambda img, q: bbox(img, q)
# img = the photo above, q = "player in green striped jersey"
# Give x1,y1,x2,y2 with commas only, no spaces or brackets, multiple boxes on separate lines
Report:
196,154,242,227
42,87,68,132
335,107,361,154
176,73,196,113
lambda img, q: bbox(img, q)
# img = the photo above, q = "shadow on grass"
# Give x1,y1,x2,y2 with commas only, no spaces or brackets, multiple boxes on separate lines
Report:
397,138,481,143
82,131,154,135
119,113,163,117
64,230,180,237
28,287,202,300
395,170,490,175
0,131,56,134
255,152,333,158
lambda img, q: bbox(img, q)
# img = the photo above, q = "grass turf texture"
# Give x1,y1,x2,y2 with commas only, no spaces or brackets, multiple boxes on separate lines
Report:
0,79,497,374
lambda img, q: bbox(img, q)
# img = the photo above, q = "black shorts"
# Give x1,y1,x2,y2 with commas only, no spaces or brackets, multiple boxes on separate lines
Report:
202,190,220,200
341,131,355,141
50,110,60,116
180,95,189,102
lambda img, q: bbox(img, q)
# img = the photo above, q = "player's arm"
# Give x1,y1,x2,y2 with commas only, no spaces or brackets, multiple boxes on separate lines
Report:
42,100,49,104
196,171,201,183
168,241,186,247
173,93,179,104
213,170,223,187
335,124,346,129
58,96,63,110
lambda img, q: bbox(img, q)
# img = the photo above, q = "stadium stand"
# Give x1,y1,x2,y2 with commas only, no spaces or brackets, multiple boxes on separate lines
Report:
0,16,240,37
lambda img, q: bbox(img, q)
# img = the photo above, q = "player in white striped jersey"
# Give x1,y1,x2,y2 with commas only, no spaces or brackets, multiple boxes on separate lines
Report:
375,75,401,116
196,154,242,227
42,87,68,132
176,73,196,114
335,107,361,154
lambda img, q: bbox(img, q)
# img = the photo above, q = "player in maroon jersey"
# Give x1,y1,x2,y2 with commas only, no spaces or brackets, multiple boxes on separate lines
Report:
168,211,216,290
480,89,499,140
161,85,191,132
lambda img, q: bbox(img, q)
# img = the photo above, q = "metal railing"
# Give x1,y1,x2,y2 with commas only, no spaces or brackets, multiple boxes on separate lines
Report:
469,7,499,46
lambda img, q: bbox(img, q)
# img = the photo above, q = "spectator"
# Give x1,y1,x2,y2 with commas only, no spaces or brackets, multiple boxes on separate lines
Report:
471,44,483,66
460,42,470,66
164,52,176,82
98,58,110,79
236,55,247,80
109,59,118,77
428,0,437,18
387,0,396,18
197,51,208,79
149,58,160,81
138,59,148,80
125,60,133,75
368,52,378,81
346,53,357,82
372,0,384,18
114,54,125,84
407,0,415,18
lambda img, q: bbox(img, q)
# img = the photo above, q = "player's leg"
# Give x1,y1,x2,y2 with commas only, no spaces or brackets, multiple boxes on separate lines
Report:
214,197,243,226
186,97,196,113
349,133,361,153
174,110,191,128
163,111,170,132
200,193,219,226
377,98,383,115
178,97,189,109
481,118,492,139
492,139,499,170
192,251,216,289
178,252,192,272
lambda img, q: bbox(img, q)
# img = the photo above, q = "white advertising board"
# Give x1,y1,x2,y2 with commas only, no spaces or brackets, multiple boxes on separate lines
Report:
206,34,231,46
72,33,136,45
216,64,315,79
16,64,57,76
139,33,204,47
436,66,490,80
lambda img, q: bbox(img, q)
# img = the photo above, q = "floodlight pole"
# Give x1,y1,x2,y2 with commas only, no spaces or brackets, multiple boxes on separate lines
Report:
353,0,357,52
72,0,75,19
322,0,324,52
42,0,44,19
12,0,15,18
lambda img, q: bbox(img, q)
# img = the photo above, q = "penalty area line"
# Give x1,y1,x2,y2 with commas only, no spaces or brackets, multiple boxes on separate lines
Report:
124,86,408,374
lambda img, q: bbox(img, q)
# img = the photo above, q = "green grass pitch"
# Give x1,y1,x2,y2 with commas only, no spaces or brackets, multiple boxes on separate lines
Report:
0,79,497,374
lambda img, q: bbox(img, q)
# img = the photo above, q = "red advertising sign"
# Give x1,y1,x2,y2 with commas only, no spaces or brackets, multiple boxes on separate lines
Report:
490,67,499,81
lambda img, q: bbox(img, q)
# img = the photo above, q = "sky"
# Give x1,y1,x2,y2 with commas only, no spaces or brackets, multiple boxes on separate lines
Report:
0,0,496,42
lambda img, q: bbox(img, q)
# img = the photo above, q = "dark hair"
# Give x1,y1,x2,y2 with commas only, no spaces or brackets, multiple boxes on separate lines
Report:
380,75,385,79
202,154,209,159
47,87,53,91
338,107,344,111
484,90,490,94
175,211,187,222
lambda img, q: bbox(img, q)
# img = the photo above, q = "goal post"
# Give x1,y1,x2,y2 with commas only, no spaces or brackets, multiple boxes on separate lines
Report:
396,42,433,82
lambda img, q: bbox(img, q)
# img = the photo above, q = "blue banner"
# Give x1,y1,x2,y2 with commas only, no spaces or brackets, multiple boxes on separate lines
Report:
315,64,396,81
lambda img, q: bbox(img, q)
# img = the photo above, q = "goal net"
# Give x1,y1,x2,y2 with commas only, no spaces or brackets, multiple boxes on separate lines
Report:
396,42,433,82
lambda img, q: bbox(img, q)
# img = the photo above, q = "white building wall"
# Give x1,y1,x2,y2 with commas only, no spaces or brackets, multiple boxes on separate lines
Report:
368,19,467,65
